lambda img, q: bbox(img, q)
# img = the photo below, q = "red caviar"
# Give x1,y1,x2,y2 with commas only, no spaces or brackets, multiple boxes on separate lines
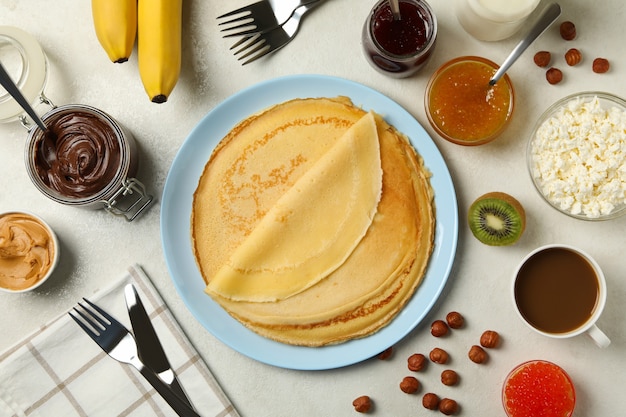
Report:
503,360,575,417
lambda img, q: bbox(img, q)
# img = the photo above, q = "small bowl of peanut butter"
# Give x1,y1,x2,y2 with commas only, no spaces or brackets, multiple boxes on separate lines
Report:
0,211,59,293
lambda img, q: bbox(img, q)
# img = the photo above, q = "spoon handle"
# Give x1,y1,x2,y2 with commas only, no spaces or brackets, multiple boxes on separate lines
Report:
0,61,47,131
489,3,561,85
388,0,401,20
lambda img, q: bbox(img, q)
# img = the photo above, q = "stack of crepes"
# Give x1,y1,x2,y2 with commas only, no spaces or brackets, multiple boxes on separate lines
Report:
191,97,435,346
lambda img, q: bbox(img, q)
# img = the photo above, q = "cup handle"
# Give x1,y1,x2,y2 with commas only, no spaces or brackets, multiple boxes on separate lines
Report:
586,324,610,348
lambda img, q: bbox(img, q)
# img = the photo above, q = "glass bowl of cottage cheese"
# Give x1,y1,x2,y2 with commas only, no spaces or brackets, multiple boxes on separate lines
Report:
528,92,626,220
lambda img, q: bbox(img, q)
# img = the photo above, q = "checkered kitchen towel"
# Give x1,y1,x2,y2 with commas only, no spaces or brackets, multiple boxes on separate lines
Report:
0,264,239,417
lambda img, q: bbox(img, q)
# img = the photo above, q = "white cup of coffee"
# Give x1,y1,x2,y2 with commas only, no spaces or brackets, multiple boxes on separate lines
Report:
512,244,610,348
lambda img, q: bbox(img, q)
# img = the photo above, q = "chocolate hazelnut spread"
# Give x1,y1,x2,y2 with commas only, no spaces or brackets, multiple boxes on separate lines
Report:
0,212,55,291
33,110,122,199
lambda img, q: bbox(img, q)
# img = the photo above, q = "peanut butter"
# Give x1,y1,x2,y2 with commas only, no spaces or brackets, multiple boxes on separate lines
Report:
0,213,55,291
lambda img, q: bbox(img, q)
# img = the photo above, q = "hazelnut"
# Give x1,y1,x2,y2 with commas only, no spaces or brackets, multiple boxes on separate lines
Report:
468,345,488,364
480,330,500,348
439,398,459,415
592,57,610,73
429,347,449,364
445,311,465,329
441,369,459,386
546,67,563,84
560,21,576,40
431,320,449,337
422,393,440,410
399,376,420,394
565,48,582,66
408,353,427,371
377,346,393,360
352,395,372,413
533,51,551,67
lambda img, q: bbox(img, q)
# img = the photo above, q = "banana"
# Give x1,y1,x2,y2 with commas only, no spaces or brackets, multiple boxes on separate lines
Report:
138,0,182,103
91,0,137,63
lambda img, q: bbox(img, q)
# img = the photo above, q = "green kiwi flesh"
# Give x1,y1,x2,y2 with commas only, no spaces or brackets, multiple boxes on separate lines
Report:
468,192,526,246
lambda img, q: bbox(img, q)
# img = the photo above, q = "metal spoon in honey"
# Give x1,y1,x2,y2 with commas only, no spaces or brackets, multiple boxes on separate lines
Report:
489,3,561,86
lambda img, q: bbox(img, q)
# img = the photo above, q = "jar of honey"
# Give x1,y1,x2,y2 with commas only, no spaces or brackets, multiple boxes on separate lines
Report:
425,56,515,145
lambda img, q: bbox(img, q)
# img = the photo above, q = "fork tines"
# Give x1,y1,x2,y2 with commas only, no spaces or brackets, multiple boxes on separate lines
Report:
70,298,113,337
217,1,276,38
230,34,271,64
218,14,257,38
221,0,322,65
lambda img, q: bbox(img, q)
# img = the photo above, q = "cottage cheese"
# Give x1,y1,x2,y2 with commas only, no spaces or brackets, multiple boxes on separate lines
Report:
530,96,626,218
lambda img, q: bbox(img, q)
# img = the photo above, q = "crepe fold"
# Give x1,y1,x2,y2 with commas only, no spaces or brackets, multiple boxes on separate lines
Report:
192,97,435,346
206,112,382,302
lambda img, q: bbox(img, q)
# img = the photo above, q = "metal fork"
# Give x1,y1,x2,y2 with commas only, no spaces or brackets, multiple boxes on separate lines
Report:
69,298,201,417
231,0,324,65
217,0,317,38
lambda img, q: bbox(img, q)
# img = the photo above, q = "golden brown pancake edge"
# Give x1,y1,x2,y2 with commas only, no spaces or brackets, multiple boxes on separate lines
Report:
191,97,435,347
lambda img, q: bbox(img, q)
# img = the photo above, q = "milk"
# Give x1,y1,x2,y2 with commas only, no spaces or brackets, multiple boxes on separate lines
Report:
456,0,541,41
0,27,48,123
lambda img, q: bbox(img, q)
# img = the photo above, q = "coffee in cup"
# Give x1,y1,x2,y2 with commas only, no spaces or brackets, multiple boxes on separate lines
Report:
512,244,610,347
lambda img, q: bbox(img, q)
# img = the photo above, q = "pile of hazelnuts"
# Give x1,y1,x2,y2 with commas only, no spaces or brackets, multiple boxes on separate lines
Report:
351,311,501,415
534,20,610,84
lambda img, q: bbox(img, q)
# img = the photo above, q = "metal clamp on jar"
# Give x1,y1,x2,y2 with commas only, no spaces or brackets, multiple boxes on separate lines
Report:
0,26,153,221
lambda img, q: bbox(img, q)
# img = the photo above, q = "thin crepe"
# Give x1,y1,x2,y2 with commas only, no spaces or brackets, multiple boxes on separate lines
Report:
192,97,435,346
206,112,382,302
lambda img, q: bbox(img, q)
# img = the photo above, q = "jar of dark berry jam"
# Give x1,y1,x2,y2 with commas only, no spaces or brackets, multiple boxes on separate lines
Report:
362,0,438,78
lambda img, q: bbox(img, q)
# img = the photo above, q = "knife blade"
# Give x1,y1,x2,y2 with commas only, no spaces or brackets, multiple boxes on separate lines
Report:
124,283,195,409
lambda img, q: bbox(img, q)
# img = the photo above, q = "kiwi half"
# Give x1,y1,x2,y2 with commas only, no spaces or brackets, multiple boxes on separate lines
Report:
468,192,526,246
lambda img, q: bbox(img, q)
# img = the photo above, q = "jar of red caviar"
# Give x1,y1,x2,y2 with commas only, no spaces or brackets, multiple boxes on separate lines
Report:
362,0,438,78
502,360,576,417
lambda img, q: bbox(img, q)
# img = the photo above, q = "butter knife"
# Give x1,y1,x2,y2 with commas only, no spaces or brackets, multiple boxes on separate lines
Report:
124,284,194,409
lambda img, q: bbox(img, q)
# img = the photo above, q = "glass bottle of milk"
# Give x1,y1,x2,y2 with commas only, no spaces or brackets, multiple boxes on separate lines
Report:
456,0,540,41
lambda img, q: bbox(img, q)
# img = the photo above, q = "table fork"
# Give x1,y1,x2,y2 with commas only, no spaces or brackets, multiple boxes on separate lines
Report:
231,0,324,65
218,0,317,37
69,298,201,417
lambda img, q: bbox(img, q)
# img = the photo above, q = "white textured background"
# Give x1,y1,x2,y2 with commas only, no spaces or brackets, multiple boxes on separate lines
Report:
1,0,624,415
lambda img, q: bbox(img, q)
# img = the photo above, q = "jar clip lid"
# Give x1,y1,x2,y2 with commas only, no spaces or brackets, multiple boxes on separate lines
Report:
101,178,154,222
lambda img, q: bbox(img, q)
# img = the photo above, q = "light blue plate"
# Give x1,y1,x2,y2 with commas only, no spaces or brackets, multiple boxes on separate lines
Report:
161,74,458,370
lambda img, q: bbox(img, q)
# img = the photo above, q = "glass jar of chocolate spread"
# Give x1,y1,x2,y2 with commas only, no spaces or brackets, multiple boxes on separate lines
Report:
0,26,153,221
362,0,438,78
24,104,153,221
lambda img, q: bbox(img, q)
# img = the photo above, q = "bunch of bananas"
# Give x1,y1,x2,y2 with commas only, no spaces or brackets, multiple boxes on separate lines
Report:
91,0,182,103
